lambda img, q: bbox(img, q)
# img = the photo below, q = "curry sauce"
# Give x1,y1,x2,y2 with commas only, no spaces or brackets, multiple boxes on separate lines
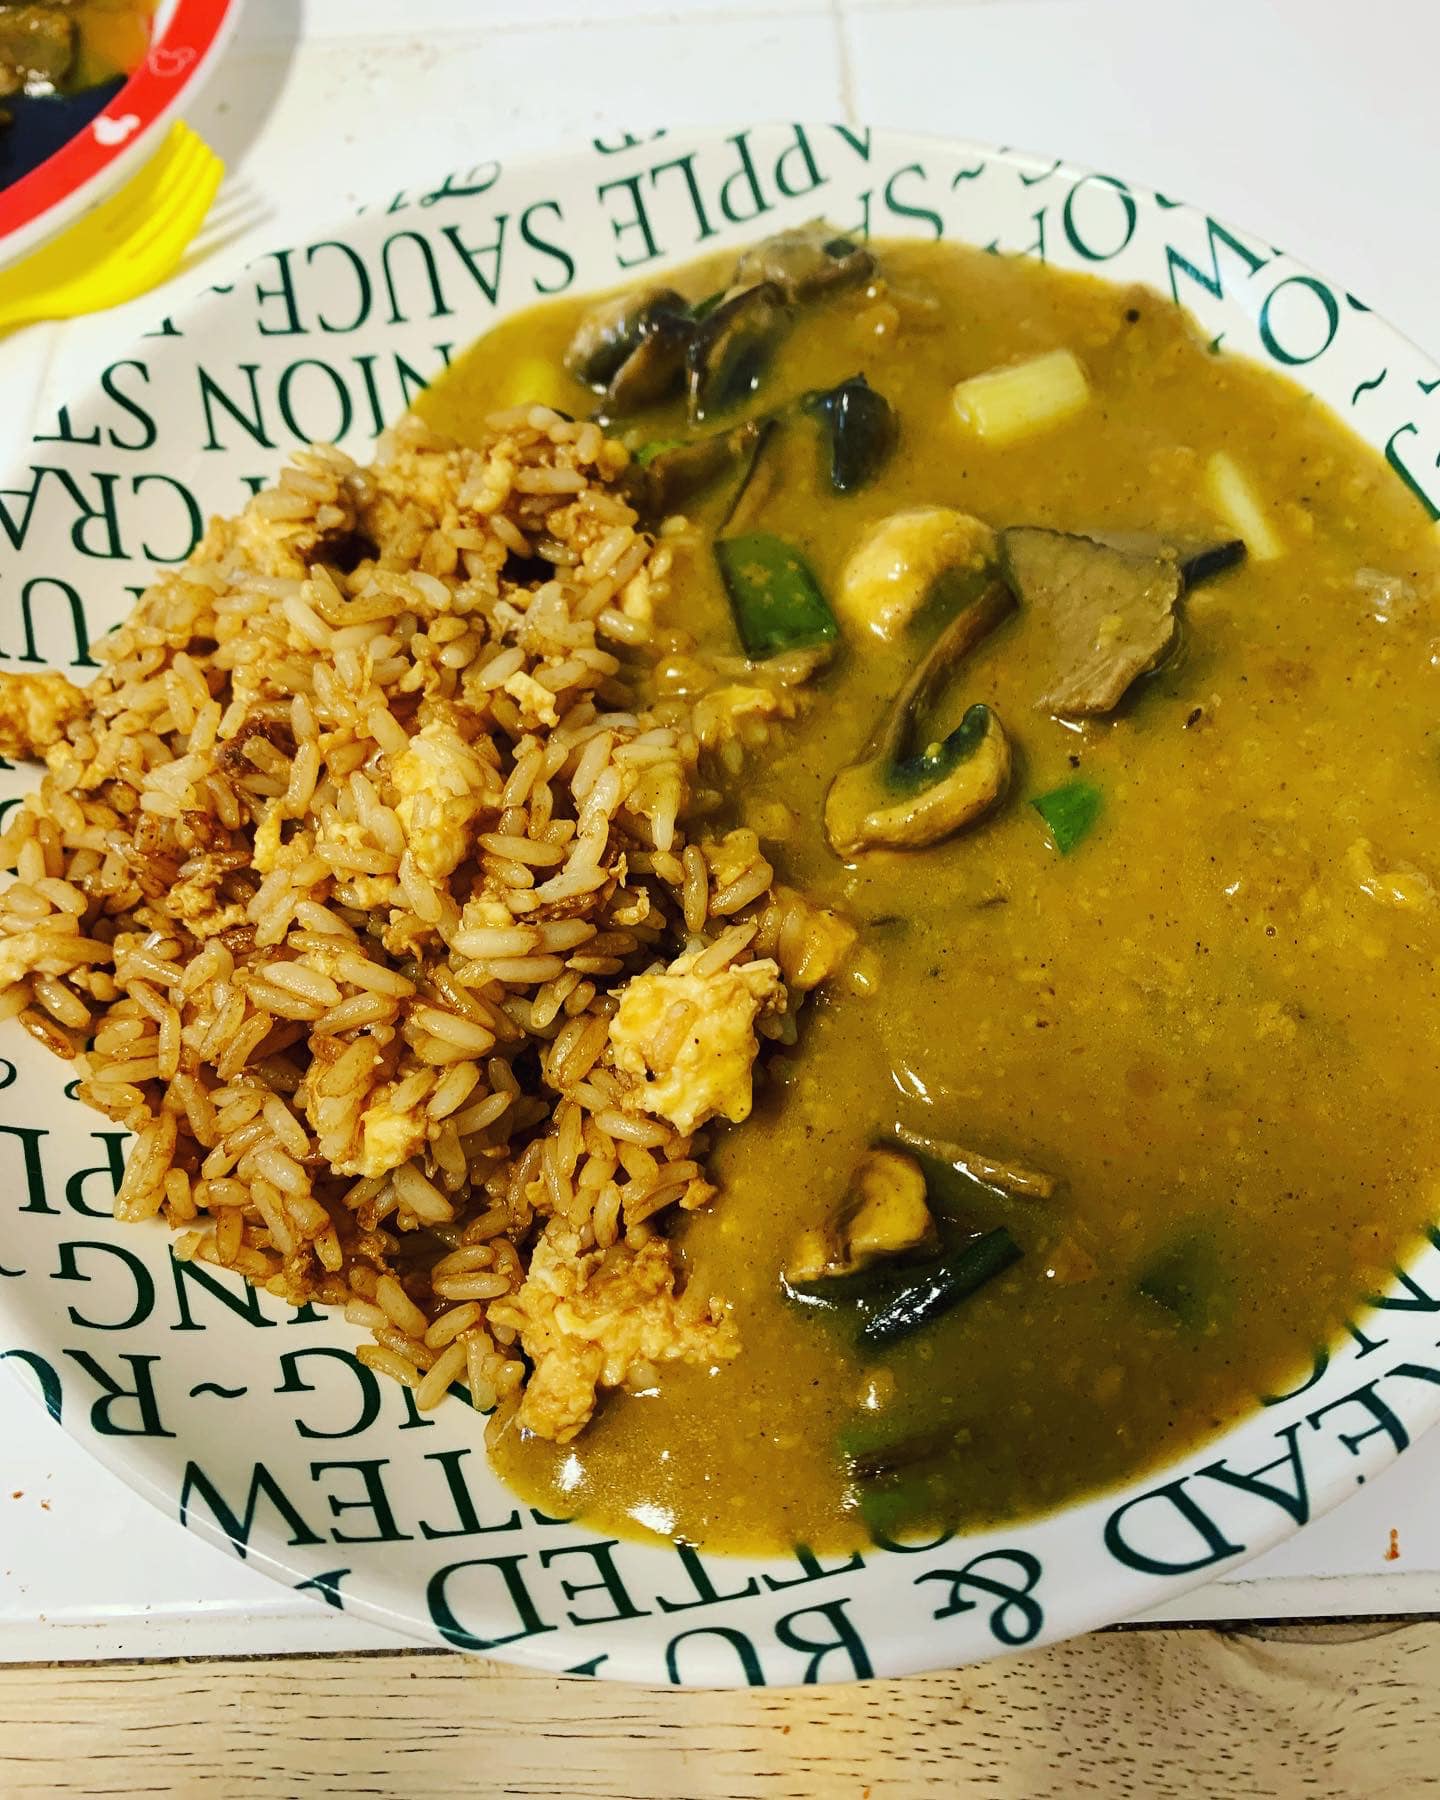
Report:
419,238,1440,1553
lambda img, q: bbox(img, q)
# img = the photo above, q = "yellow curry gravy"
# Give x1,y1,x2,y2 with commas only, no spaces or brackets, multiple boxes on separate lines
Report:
418,239,1440,1553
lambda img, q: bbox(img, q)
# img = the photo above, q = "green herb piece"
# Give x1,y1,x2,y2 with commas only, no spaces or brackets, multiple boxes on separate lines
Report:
1136,1231,1231,1331
858,1475,943,1542
715,532,839,659
837,1425,954,1542
1031,780,1102,854
838,1424,952,1482
633,437,687,467
857,1226,1021,1349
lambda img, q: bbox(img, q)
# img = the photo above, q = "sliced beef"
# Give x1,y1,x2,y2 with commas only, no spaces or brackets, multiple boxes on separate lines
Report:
1091,530,1246,589
1000,527,1184,717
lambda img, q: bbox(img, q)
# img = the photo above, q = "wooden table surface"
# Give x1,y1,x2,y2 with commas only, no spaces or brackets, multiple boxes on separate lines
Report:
4,1621,1438,1796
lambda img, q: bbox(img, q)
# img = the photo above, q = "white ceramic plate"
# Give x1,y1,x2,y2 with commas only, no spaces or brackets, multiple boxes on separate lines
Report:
2,126,1439,1687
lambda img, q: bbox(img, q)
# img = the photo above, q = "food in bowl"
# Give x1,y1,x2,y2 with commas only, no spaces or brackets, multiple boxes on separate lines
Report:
0,223,1435,1558
0,1,155,190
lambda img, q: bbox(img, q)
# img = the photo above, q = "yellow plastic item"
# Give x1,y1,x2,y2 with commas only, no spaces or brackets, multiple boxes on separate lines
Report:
0,121,223,334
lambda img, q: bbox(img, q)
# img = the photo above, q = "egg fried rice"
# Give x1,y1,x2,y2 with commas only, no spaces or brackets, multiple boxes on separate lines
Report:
0,408,852,1445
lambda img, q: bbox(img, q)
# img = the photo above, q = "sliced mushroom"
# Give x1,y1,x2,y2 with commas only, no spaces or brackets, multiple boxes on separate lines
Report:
602,309,695,417
686,281,789,423
838,507,997,642
625,418,772,522
826,702,1011,857
563,285,687,390
1177,539,1245,586
824,580,1015,858
891,1124,1057,1200
784,1147,936,1295
803,374,898,495
732,222,875,301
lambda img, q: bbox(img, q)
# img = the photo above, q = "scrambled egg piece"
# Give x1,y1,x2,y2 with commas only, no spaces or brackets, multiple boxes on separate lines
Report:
166,858,248,940
388,720,495,880
251,806,286,876
306,815,376,883
0,670,88,759
358,1103,427,1179
301,1041,425,1179
769,887,858,993
198,479,362,580
348,1082,428,1179
691,682,797,751
502,670,560,729
702,827,766,895
490,1225,738,1443
609,948,783,1135
0,927,103,988
457,895,524,935
334,873,398,910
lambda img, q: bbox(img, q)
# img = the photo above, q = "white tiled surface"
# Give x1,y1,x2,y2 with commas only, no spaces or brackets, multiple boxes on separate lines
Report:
3,0,1439,1661
845,0,1439,351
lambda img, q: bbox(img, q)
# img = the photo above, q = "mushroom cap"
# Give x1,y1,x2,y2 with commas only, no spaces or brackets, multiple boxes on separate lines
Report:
824,701,1012,857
